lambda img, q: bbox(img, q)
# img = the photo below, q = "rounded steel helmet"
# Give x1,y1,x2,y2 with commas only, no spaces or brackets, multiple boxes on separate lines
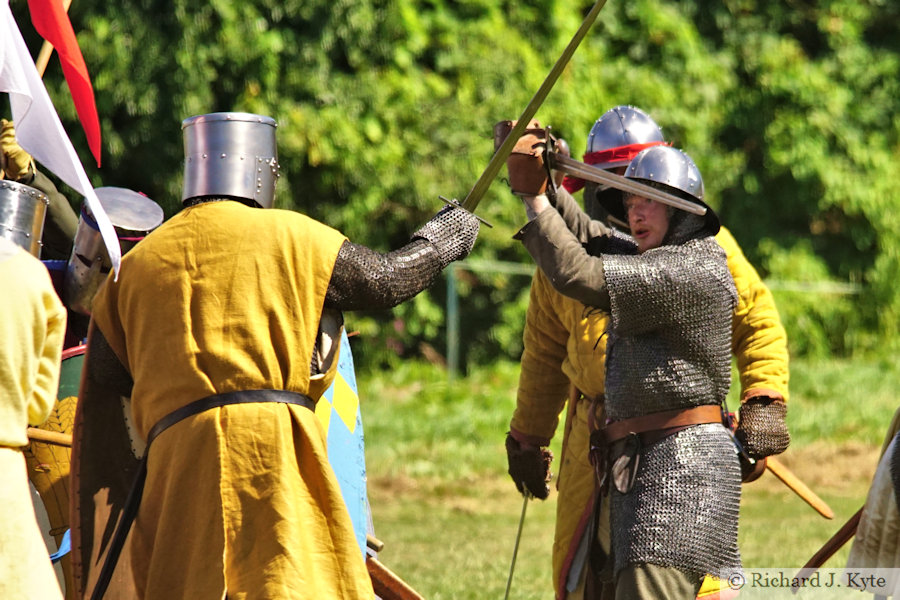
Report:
181,112,280,208
569,106,668,224
610,145,719,235
585,105,666,170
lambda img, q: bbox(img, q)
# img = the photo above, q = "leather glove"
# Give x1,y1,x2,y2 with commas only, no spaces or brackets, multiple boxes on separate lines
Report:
735,397,790,461
410,205,480,268
505,432,553,500
493,119,541,153
740,456,768,483
496,120,552,197
0,119,35,182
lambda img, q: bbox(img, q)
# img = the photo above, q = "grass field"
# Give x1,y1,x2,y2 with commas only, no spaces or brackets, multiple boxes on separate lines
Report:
356,355,899,599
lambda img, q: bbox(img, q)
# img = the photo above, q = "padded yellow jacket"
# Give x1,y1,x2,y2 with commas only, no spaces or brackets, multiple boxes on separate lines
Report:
0,237,66,600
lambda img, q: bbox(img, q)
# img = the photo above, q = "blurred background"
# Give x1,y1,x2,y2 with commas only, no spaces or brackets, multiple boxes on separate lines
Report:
8,1,900,597
9,0,900,371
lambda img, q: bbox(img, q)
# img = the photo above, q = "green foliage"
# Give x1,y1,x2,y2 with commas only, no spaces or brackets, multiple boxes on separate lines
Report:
759,239,862,357
8,0,900,361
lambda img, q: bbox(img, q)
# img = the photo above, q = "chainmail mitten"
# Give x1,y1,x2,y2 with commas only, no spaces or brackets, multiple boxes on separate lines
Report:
735,397,790,460
410,205,479,268
505,433,553,500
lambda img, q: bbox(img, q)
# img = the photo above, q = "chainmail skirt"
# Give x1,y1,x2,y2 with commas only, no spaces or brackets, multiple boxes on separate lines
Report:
610,423,742,579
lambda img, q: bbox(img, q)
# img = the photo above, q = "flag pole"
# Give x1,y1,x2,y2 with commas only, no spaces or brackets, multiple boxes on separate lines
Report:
34,0,72,78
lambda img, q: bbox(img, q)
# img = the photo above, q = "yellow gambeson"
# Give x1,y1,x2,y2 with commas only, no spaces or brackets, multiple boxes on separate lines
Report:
0,238,66,600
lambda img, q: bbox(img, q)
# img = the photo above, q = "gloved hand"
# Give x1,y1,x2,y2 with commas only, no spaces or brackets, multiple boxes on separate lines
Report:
735,397,790,461
410,205,480,268
505,432,553,500
0,119,35,182
496,120,552,197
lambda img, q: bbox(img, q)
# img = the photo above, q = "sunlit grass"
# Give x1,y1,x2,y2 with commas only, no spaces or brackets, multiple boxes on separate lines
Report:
358,356,897,598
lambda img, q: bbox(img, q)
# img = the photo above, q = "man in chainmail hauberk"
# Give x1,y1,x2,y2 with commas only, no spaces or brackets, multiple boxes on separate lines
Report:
71,112,479,600
504,130,789,599
503,107,791,599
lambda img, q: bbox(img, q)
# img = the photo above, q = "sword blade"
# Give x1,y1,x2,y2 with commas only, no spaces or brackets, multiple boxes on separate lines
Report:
549,152,707,216
503,493,530,600
462,0,609,212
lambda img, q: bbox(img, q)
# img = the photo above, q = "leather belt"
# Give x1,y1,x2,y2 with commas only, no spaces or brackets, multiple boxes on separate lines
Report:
589,404,724,494
91,389,314,600
597,404,723,446
146,388,314,446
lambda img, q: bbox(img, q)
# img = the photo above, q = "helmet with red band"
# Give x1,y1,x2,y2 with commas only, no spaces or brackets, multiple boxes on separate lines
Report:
565,106,667,224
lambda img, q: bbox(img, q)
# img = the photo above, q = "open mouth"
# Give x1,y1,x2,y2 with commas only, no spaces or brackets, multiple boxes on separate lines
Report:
632,226,650,238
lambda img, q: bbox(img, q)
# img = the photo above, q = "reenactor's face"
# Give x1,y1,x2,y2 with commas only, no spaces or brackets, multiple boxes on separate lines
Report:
625,195,669,253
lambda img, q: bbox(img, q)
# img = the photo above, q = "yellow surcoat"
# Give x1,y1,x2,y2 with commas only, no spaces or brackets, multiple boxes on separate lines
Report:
91,201,373,599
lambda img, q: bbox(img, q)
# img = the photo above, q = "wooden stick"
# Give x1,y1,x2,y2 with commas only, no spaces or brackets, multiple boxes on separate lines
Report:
366,557,424,600
34,0,74,78
27,426,73,447
366,534,385,553
792,506,863,592
767,456,835,519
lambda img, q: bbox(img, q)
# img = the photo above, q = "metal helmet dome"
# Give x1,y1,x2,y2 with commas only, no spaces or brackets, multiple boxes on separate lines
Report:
626,145,704,202
585,105,666,170
620,145,719,234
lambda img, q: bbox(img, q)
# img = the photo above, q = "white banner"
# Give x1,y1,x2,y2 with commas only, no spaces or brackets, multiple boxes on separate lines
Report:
0,0,120,276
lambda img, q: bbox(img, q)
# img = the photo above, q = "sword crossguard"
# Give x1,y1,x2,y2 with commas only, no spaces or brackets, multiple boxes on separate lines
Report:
438,196,494,228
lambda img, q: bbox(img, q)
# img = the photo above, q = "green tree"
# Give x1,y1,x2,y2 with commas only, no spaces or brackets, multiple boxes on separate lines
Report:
10,0,900,365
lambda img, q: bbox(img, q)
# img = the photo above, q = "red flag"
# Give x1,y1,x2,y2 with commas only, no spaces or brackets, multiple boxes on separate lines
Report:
26,0,101,166
2,0,121,276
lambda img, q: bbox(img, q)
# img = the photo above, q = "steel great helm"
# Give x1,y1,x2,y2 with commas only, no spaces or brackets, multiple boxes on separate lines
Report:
611,145,719,236
0,180,49,257
64,187,164,315
181,112,279,209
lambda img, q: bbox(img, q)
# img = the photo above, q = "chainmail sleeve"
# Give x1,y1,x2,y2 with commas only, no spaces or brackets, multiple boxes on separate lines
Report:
324,239,444,311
